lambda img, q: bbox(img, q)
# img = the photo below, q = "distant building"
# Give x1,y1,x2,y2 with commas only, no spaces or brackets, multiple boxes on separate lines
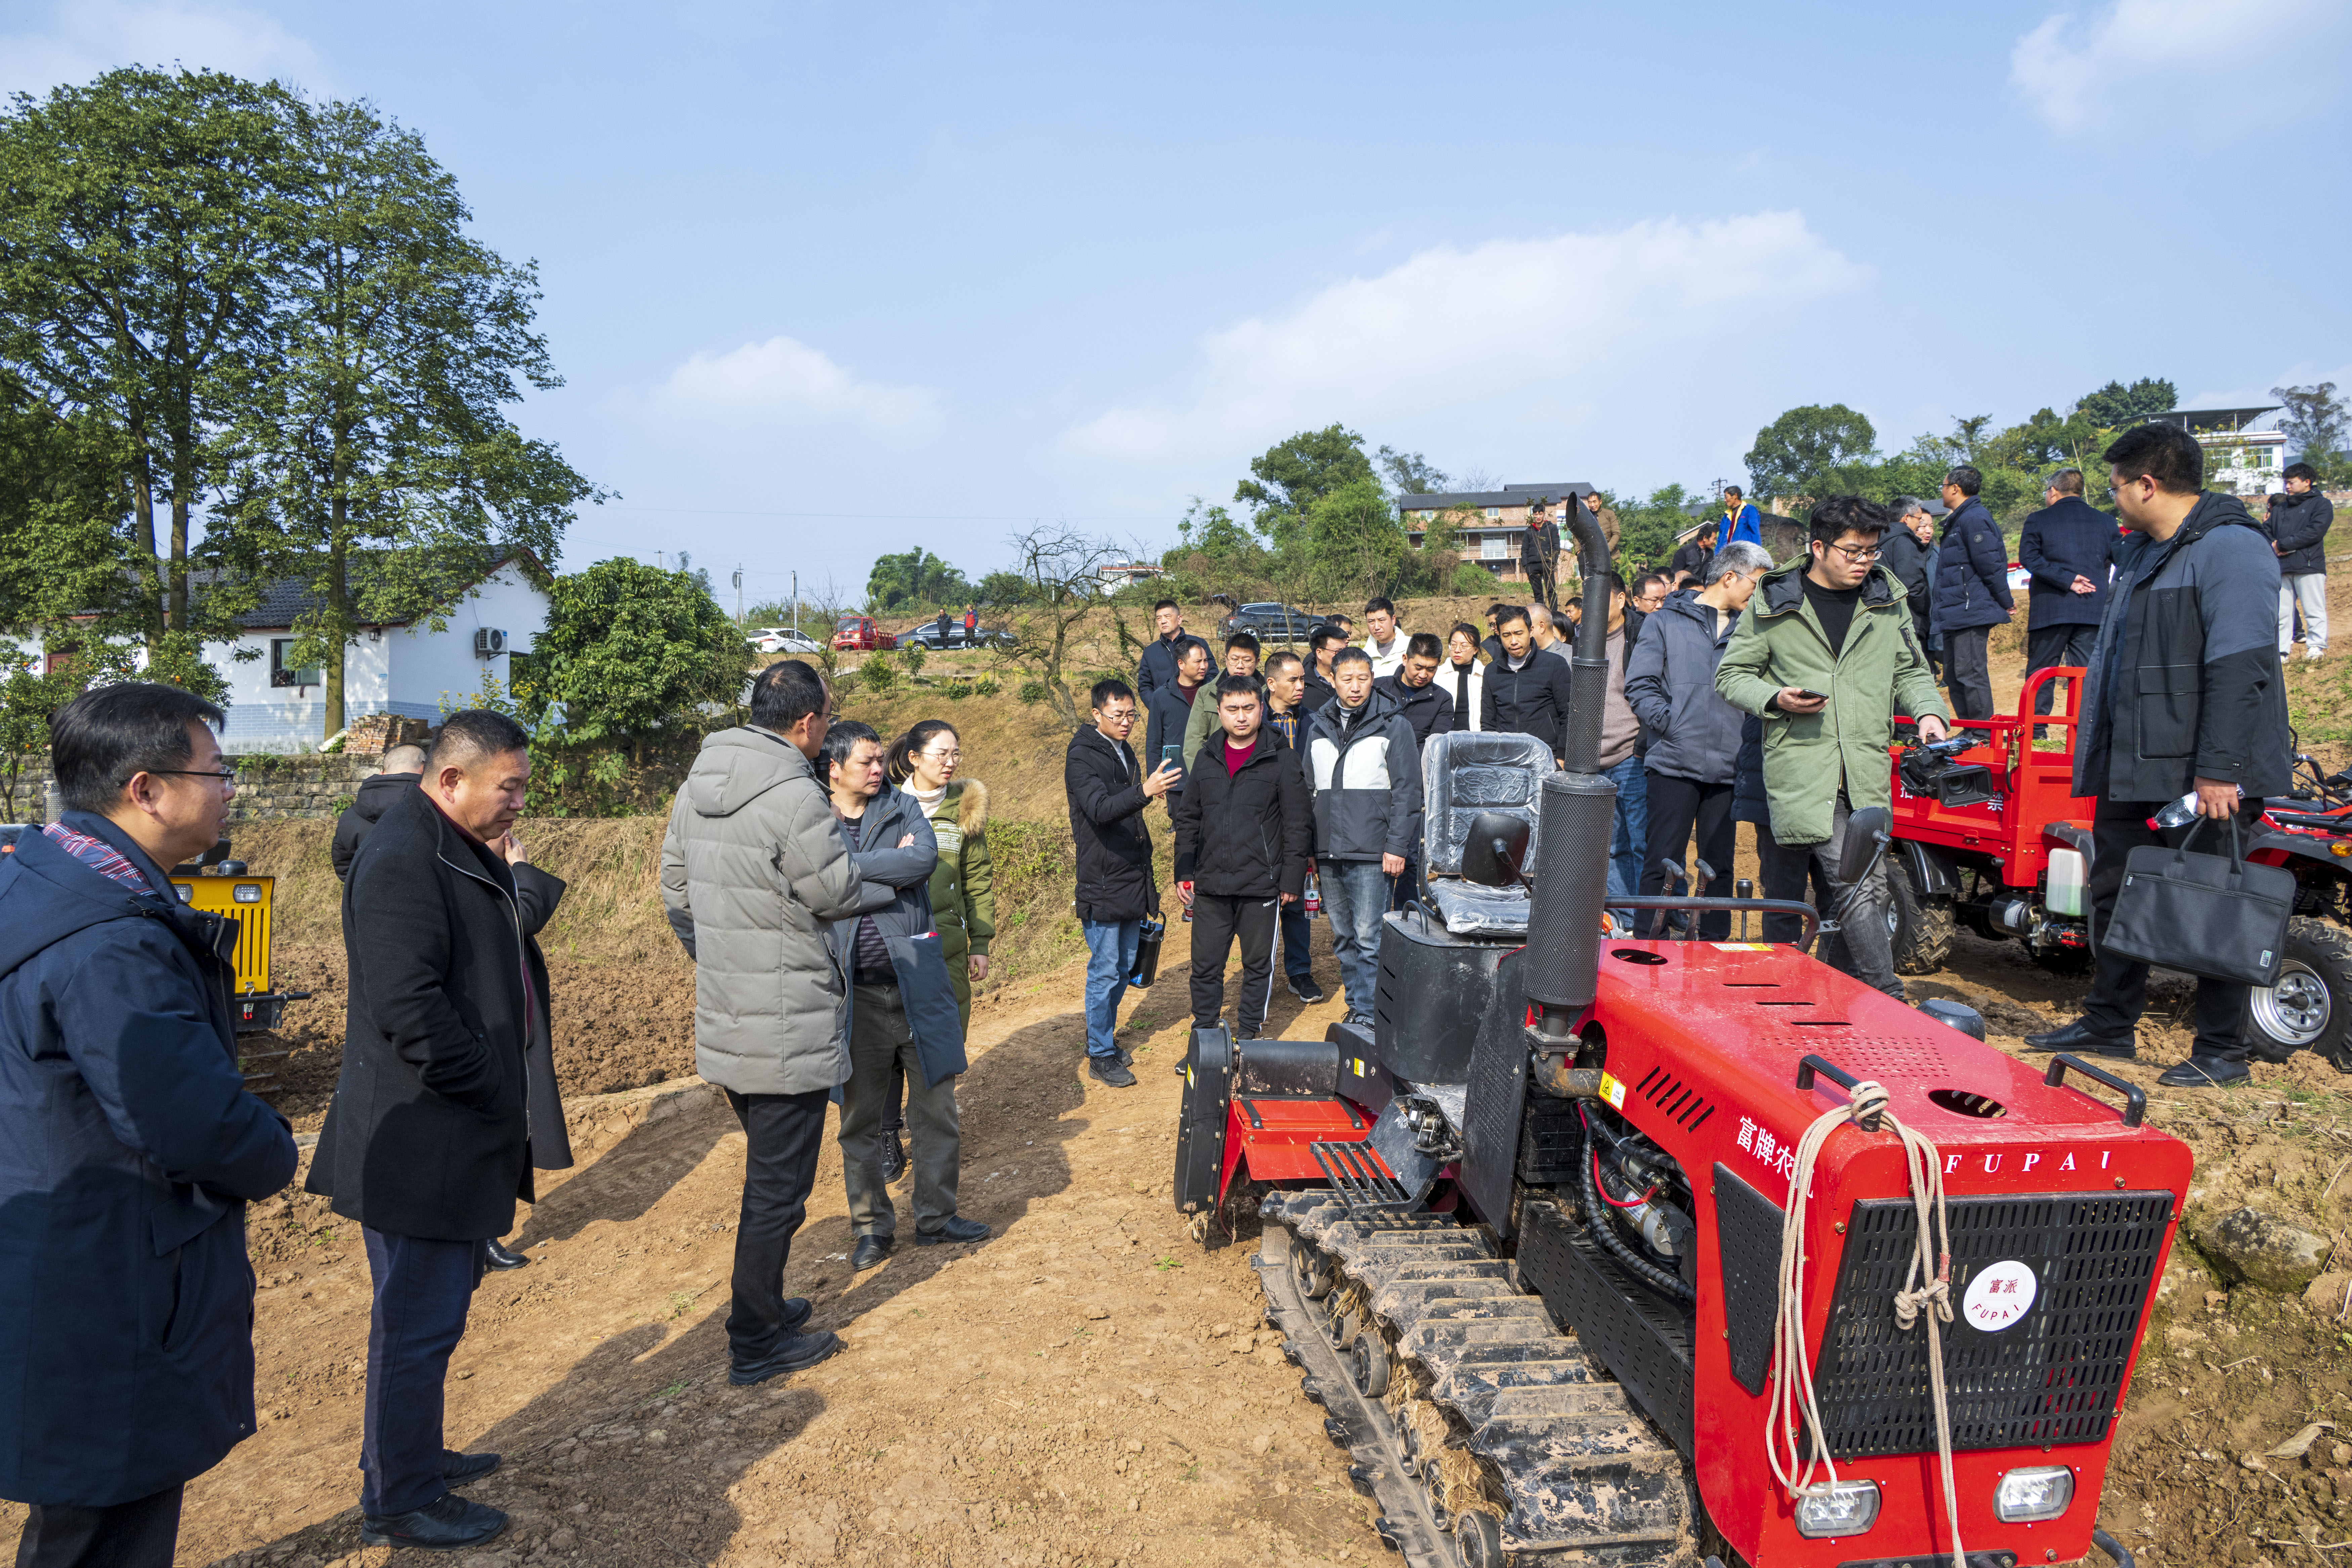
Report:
2144,407,2289,496
1397,482,1597,584
1097,560,1166,594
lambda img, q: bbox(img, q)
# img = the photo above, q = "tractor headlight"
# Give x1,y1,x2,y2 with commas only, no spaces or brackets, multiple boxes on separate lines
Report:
1793,1480,1881,1538
233,883,262,904
1994,1466,2074,1523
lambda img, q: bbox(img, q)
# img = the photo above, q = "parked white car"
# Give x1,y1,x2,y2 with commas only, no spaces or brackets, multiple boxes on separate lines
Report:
750,627,823,655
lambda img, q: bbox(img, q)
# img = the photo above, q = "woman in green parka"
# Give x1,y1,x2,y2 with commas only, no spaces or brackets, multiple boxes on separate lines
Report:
878,719,995,1182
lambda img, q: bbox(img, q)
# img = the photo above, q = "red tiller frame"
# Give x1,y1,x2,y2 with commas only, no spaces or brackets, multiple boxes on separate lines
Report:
1891,665,2095,892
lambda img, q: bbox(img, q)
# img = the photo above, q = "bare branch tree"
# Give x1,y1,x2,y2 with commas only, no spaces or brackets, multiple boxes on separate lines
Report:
1000,523,1122,732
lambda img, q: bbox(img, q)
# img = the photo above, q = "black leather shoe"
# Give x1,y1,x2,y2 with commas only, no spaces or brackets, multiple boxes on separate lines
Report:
440,1449,500,1486
484,1239,530,1270
360,1492,508,1551
779,1296,812,1333
2021,1019,2136,1058
879,1128,907,1184
728,1328,842,1386
915,1215,992,1246
1088,1057,1137,1088
2157,1056,2252,1088
851,1234,892,1271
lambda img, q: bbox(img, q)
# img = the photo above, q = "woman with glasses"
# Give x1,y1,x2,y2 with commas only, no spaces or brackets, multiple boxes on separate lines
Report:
875,719,994,1182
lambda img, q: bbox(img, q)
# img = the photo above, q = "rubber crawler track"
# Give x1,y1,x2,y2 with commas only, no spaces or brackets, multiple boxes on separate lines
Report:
1257,1191,1701,1567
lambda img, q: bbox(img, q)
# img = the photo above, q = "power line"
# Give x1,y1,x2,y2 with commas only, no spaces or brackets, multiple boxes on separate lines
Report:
596,505,1163,523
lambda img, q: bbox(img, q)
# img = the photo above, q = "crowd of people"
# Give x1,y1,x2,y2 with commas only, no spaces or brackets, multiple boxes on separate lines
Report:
0,421,2327,1565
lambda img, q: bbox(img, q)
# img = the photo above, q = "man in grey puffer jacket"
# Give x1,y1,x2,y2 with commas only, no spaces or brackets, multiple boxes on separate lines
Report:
661,661,872,1385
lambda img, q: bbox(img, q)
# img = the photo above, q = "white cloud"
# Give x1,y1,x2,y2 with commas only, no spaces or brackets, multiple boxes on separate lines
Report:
1062,212,1868,465
2011,0,2350,133
642,335,940,439
0,0,328,99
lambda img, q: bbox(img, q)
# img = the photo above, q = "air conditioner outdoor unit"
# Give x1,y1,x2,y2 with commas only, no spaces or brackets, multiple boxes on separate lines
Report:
473,628,507,658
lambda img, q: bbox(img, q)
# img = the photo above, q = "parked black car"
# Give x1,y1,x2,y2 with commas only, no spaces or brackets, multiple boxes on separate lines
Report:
901,621,1015,650
1213,600,1332,645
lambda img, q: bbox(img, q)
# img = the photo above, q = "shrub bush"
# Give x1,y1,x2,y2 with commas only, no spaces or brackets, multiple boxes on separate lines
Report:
1016,680,1048,705
861,653,899,693
973,679,1001,697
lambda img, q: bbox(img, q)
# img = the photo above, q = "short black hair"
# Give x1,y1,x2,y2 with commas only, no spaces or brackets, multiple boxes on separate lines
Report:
1450,621,1481,647
1608,572,1629,596
2046,468,2085,497
1090,677,1135,709
1224,630,1260,656
1214,673,1262,702
1633,573,1668,596
821,719,882,779
1698,519,1719,537
1943,465,1982,498
1809,495,1892,547
750,659,828,732
1310,624,1349,652
1264,649,1303,674
2102,423,2202,495
1485,602,1508,620
1494,604,1530,631
1724,485,1744,499
1174,635,1212,665
1330,647,1373,674
1326,613,1353,631
1404,631,1442,660
2285,461,2320,485
428,709,532,771
1151,597,1179,615
1363,596,1395,617
50,681,226,813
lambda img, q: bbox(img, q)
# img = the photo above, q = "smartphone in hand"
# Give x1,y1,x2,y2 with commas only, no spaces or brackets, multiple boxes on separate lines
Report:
1161,745,1182,769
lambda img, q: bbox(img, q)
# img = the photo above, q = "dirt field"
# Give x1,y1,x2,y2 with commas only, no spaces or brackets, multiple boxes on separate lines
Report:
15,580,2352,1567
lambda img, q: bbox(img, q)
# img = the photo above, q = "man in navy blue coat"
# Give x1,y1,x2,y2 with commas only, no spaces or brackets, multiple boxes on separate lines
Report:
0,684,297,1568
1933,464,2016,720
2016,468,2115,720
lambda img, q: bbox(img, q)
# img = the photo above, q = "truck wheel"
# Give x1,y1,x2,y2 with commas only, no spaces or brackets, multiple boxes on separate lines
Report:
1887,859,1954,975
2248,917,2352,1066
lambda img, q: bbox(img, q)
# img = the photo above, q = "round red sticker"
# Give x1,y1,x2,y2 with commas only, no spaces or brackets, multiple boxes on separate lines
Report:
1962,1259,2038,1330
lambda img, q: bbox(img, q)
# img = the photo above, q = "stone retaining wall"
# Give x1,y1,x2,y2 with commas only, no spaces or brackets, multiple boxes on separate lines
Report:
4,752,395,823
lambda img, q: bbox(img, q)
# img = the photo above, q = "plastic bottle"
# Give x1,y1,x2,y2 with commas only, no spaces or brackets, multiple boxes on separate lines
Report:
1304,870,1321,918
2154,787,2241,829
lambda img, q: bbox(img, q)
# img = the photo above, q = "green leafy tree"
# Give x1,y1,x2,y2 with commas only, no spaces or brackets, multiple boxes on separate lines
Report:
866,547,973,610
1304,476,1406,602
1611,484,1708,571
2074,377,2177,427
534,557,747,759
1375,444,1449,496
1743,405,1878,502
0,68,295,658
974,569,1030,608
2273,383,2348,474
1234,424,1376,529
221,96,600,739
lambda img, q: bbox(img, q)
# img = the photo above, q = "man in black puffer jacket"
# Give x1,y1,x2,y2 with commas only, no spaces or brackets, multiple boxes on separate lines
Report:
2024,424,2292,1089
2273,461,2333,660
331,744,427,880
1172,675,1310,1040
1933,464,2015,719
1065,679,1182,1087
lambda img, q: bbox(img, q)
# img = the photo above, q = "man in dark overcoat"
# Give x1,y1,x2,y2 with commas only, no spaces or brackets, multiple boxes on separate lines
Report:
0,683,298,1568
2016,468,2114,720
306,709,545,1552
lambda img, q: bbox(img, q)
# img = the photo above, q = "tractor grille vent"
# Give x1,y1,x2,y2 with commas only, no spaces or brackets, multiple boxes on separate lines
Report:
1814,1190,2173,1458
1631,1065,1715,1133
1794,1036,1959,1079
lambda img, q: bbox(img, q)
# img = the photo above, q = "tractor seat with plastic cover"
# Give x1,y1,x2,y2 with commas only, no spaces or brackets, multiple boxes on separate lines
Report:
1417,730,1552,937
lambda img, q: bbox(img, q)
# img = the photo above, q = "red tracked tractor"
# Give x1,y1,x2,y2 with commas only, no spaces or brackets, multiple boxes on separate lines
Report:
1172,508,2179,1568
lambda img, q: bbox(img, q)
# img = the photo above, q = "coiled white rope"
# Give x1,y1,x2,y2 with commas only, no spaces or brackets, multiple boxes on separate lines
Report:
1764,1078,1965,1568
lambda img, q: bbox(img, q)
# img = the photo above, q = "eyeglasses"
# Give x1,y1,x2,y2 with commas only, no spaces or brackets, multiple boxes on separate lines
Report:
1097,708,1137,725
145,768,237,783
920,747,961,763
1823,543,1883,562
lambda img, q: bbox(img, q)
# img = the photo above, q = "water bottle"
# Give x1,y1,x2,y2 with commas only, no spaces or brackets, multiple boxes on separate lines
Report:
2153,787,2239,829
1303,870,1321,918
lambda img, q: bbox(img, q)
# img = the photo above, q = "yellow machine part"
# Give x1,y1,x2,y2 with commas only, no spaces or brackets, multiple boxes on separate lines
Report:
167,874,274,994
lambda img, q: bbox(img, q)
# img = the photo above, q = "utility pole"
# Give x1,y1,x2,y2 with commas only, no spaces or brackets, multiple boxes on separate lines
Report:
732,566,743,626
791,571,798,632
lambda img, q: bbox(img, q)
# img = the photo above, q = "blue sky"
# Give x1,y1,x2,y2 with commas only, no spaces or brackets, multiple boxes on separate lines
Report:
6,0,2349,604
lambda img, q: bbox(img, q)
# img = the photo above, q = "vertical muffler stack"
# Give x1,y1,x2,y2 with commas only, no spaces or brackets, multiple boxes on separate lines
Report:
1523,770,1617,1013
1523,489,1622,1030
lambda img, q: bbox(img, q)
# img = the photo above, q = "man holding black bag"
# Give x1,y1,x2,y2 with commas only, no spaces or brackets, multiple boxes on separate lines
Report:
2024,423,2292,1088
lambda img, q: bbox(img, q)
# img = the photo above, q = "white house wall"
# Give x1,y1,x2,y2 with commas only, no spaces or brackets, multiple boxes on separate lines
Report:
386,568,546,723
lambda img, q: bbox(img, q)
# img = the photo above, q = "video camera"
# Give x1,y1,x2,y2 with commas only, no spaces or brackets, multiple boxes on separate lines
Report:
1897,734,2001,809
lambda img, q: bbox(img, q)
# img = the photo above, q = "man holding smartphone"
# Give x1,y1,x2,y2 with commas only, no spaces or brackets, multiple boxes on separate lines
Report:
1716,496,1949,998
1065,680,1183,1088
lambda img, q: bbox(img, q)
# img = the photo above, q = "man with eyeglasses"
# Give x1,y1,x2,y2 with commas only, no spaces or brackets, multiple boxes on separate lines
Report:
1065,680,1182,1087
1718,496,1950,998
1932,465,2015,720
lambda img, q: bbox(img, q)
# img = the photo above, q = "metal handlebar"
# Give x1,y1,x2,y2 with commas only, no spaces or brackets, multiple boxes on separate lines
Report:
1795,1053,1882,1131
1605,895,1820,949
2043,1053,2147,1129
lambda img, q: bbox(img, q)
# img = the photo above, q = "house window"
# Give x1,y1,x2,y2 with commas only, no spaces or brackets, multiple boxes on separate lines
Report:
1481,535,1507,560
1485,507,1501,519
270,640,322,688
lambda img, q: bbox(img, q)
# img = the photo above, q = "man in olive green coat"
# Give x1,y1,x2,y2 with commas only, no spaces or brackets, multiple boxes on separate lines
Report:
1716,496,1951,998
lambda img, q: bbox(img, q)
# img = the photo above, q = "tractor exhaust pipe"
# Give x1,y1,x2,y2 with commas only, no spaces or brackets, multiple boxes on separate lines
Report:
1523,494,1619,1024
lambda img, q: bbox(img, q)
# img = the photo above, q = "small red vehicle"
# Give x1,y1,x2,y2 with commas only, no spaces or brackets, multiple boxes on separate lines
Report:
830,614,897,652
1884,667,2095,974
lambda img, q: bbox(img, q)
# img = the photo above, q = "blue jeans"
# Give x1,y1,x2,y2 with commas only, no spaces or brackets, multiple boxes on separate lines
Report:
1605,755,1648,926
361,1229,487,1517
1320,860,1391,1018
1081,918,1141,1059
1279,899,1314,982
